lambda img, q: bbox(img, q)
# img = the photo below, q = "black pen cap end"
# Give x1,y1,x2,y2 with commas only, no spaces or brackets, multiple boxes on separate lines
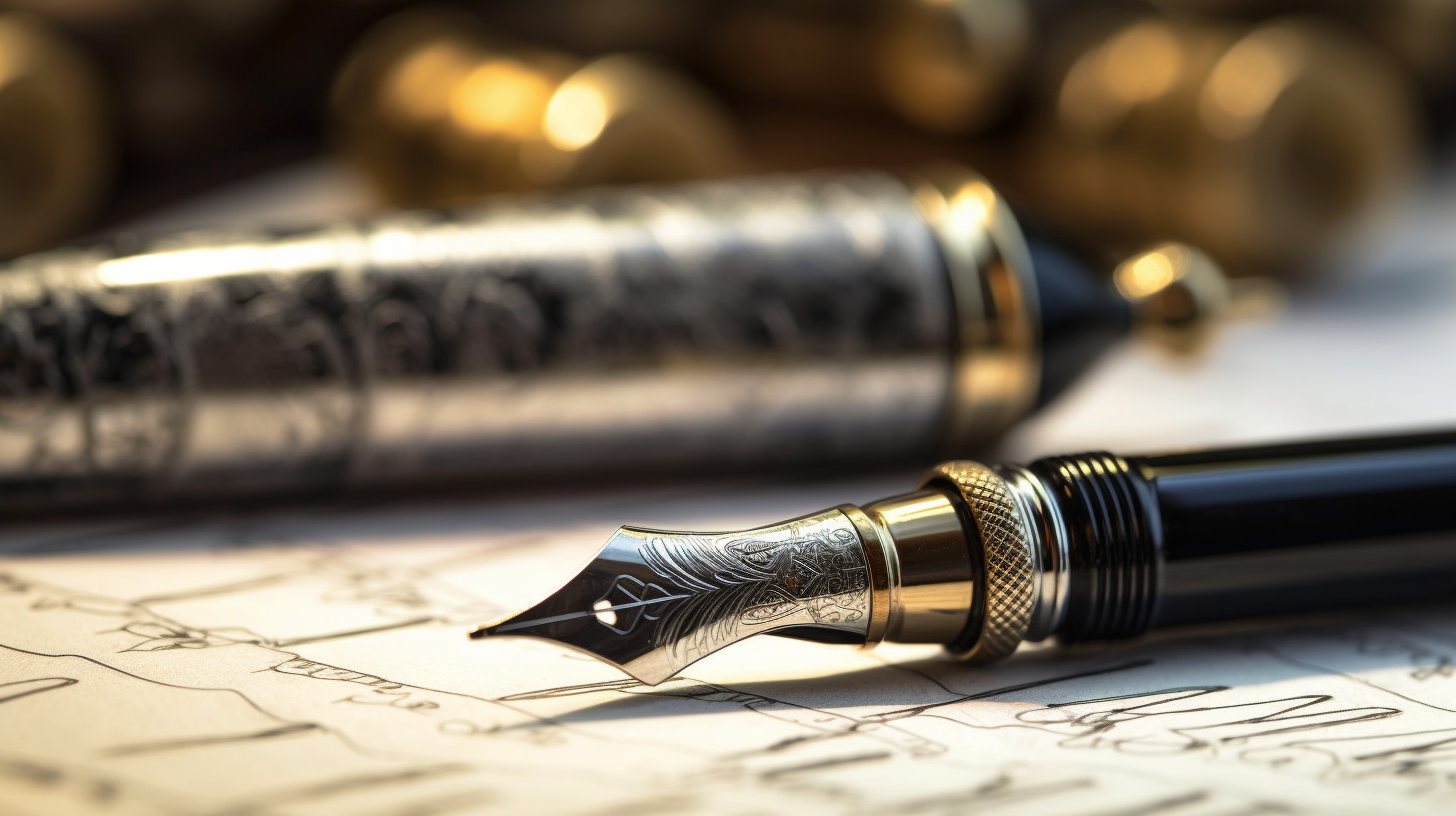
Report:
1031,240,1233,407
1028,237,1133,407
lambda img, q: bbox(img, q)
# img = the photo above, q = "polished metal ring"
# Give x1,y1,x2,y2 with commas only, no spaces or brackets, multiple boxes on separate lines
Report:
839,504,896,649
920,460,1035,663
906,166,1040,452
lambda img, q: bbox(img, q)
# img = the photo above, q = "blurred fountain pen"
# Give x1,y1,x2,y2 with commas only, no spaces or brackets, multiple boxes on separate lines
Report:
473,430,1456,684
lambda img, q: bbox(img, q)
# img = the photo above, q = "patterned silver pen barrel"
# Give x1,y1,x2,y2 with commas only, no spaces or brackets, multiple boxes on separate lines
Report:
0,168,1224,509
474,431,1456,685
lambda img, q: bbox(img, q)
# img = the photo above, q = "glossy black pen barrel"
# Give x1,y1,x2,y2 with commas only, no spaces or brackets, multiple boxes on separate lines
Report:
1143,431,1456,628
1031,432,1456,642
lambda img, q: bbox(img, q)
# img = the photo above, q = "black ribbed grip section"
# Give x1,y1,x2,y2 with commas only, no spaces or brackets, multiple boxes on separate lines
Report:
1027,452,1160,642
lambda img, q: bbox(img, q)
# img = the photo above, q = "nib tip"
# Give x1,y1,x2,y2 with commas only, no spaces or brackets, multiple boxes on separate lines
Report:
467,512,876,685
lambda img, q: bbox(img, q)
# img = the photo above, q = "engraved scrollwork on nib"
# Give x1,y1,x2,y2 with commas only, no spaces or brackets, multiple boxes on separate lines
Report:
471,509,872,684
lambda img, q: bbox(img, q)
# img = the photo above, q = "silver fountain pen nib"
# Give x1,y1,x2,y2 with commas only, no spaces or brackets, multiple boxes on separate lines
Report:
470,508,876,685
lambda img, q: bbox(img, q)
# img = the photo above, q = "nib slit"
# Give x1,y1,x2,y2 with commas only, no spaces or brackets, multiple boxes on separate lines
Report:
490,609,599,633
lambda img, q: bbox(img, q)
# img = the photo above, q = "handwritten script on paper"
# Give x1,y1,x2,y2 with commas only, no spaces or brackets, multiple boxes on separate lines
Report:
3,484,1456,816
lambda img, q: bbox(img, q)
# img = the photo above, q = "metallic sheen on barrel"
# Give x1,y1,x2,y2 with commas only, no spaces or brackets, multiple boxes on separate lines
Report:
0,170,1038,506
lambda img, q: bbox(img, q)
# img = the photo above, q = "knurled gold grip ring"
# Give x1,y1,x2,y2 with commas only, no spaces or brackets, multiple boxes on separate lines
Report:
920,461,1035,663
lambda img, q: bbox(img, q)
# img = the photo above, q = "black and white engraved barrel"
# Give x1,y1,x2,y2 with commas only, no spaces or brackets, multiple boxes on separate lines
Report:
0,169,1038,506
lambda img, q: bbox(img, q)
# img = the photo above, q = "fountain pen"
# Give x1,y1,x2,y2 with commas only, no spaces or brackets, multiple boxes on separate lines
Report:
474,429,1456,684
0,167,1237,511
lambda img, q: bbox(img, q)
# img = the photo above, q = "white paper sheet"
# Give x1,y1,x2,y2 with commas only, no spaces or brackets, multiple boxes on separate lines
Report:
3,162,1455,816
3,482,1456,816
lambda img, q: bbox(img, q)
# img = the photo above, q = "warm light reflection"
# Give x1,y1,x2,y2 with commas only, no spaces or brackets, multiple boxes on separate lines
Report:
1101,23,1184,105
387,42,472,122
449,58,553,139
0,29,19,87
367,229,419,267
1200,29,1303,140
1115,246,1183,300
543,80,609,151
97,247,264,287
912,185,949,226
96,240,337,287
1057,50,1105,132
1059,21,1184,134
644,205,714,257
948,180,997,233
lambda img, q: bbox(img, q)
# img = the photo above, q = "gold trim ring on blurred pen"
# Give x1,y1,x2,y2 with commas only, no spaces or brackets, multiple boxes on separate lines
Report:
909,166,1040,453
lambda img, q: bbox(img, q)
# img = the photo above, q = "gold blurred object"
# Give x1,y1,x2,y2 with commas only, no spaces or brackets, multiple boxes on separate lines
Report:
1151,0,1456,94
1023,14,1418,274
332,8,741,206
1114,243,1231,354
0,13,108,257
878,0,1031,135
